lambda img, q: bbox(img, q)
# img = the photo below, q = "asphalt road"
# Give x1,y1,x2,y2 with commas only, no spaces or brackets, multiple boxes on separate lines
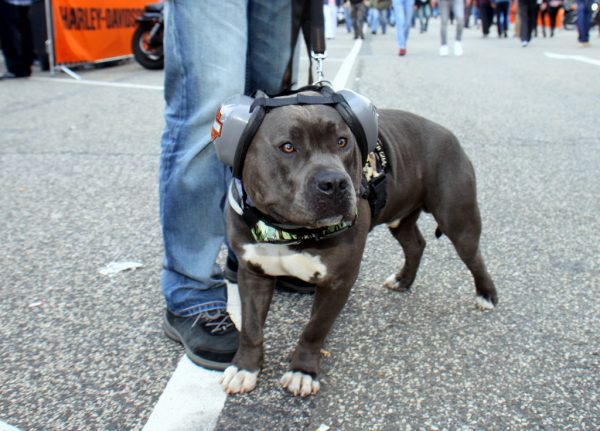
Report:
1,17,599,431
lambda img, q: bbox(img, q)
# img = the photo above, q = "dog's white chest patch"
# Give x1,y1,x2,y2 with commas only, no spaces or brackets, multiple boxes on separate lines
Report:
241,243,327,281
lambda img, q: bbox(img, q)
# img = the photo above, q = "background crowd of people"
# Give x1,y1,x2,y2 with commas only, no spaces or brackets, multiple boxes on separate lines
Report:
328,0,598,56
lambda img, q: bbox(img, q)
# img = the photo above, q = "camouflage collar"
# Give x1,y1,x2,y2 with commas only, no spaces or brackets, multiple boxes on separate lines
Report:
228,181,355,245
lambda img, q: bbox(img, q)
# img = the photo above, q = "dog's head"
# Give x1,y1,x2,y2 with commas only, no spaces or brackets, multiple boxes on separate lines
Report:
243,102,363,228
213,87,378,229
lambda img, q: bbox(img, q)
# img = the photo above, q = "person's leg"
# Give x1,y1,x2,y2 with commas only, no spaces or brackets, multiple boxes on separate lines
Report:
576,0,592,42
344,5,353,33
519,2,528,41
452,0,464,54
357,3,366,38
351,4,360,37
417,5,425,31
370,8,379,33
246,0,291,95
403,0,415,42
549,6,558,35
0,2,31,77
380,7,388,33
501,3,510,35
440,0,451,46
480,4,487,35
483,4,493,35
496,3,503,35
160,0,248,318
453,0,465,40
528,2,537,40
392,0,408,49
17,5,33,73
330,2,338,38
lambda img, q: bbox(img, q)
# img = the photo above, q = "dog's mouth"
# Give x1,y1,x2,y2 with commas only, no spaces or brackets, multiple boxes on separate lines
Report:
311,215,345,228
267,208,350,230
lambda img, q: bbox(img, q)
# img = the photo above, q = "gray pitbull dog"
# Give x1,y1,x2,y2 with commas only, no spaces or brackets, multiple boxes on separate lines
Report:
219,103,497,397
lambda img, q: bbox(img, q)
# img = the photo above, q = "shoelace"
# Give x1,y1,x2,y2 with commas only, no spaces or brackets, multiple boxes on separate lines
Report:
193,309,235,334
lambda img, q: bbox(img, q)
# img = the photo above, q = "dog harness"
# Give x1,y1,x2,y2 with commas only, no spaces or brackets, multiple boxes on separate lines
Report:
361,140,388,219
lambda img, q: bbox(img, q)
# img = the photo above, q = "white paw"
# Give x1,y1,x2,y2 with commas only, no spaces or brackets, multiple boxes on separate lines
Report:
476,296,495,311
280,371,320,397
219,365,258,394
383,273,400,290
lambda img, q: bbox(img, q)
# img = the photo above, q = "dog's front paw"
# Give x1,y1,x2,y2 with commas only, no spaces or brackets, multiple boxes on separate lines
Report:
383,273,412,291
280,371,320,397
475,295,496,311
220,365,258,394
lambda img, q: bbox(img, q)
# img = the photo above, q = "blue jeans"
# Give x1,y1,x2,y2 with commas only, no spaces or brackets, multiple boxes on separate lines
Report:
440,0,464,45
344,6,352,33
392,0,415,49
159,0,291,317
576,0,593,42
369,8,388,34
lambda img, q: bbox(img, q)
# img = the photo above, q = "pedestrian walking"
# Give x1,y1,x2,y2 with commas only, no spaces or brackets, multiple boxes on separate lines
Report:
392,0,415,55
433,0,466,55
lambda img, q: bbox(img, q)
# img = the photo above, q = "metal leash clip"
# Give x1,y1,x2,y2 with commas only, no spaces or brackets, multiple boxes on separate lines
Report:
311,51,328,85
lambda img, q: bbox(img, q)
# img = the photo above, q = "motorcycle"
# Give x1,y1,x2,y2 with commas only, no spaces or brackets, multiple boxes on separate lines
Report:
563,0,600,31
132,2,164,70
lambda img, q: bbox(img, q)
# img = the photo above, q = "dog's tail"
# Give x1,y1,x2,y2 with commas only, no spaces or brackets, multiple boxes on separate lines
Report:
435,227,443,239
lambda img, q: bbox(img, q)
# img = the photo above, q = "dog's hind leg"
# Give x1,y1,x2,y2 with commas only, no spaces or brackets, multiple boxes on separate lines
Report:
384,209,426,291
435,204,498,310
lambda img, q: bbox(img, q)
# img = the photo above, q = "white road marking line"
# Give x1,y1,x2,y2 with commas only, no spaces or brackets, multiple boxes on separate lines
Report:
0,420,21,431
30,76,164,91
332,39,363,90
142,356,226,431
544,52,600,67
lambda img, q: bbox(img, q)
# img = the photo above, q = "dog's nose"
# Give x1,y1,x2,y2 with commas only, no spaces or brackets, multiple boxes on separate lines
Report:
315,171,349,196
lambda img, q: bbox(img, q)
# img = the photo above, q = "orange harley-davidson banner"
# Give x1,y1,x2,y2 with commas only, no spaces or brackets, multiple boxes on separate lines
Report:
51,0,149,64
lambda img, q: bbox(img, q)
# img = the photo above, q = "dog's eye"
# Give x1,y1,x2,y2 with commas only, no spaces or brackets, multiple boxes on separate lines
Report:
337,137,348,149
280,142,296,154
